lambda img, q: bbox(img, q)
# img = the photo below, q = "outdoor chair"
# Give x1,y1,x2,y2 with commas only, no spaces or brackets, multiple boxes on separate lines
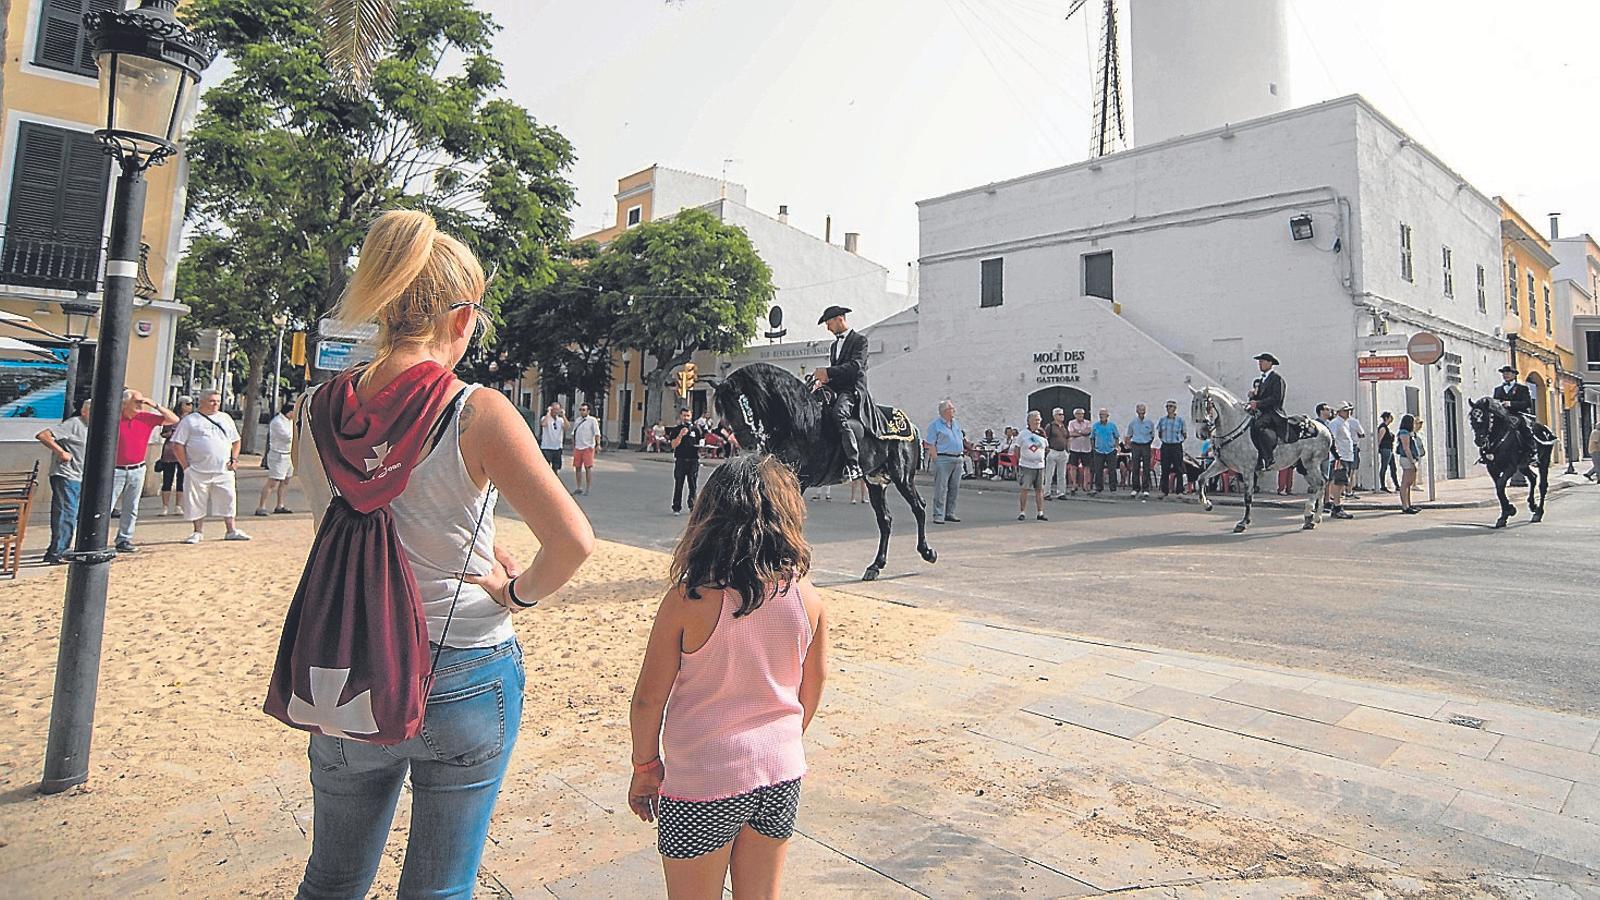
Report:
0,461,40,578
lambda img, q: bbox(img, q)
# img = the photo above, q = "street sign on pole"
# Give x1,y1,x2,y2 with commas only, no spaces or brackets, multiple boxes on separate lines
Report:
314,340,375,371
1407,331,1445,365
1357,355,1411,381
1358,334,1408,354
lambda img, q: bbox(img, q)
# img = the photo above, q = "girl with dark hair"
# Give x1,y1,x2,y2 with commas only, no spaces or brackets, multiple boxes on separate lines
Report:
156,396,193,515
629,454,829,898
1396,414,1422,514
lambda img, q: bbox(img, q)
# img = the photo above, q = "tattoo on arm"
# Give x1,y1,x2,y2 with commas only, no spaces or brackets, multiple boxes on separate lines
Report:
458,399,476,436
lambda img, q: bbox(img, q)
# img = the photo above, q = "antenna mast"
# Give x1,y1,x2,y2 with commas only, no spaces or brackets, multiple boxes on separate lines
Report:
1066,0,1128,157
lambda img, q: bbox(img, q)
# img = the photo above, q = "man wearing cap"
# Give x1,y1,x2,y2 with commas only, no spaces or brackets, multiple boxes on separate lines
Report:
1247,353,1287,471
1327,402,1357,519
813,305,875,482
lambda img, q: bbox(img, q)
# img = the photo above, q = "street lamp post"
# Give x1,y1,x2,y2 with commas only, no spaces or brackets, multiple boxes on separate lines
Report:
618,353,631,449
40,0,214,795
59,295,101,418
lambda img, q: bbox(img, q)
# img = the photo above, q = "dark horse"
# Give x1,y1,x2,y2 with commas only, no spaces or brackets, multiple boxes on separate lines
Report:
715,363,936,581
1468,397,1556,528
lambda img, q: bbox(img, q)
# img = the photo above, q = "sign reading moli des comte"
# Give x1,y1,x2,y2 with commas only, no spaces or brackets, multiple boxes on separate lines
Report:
1034,348,1087,384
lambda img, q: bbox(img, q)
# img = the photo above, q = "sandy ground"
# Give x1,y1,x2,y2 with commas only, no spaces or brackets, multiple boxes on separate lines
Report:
0,514,945,896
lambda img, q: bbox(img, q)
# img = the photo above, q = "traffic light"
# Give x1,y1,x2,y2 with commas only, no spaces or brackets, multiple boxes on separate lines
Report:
289,331,307,367
675,363,698,398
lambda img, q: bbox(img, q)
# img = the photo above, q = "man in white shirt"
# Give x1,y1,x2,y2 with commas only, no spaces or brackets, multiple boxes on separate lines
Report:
570,402,602,495
1015,411,1049,521
170,390,250,543
255,400,297,516
1327,401,1357,519
538,402,567,473
1336,403,1367,496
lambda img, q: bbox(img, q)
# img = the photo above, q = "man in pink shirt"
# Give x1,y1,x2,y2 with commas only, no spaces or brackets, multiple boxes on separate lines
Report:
112,389,179,552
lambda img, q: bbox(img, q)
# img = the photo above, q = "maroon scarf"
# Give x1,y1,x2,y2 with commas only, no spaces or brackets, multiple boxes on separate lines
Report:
310,361,457,513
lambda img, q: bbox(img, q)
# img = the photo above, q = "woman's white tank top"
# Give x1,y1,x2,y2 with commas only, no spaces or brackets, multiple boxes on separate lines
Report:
296,383,511,648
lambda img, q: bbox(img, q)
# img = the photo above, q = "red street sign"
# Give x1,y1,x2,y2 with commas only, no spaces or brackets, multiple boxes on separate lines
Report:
1407,331,1445,365
1358,355,1411,381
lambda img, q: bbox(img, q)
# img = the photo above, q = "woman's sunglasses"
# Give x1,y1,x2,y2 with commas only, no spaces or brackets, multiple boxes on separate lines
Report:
447,300,489,345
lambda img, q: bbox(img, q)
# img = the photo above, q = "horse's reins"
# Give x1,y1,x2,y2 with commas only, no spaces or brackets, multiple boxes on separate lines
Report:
1199,391,1255,452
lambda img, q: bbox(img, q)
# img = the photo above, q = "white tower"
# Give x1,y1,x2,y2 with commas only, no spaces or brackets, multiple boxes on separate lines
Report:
1128,0,1291,147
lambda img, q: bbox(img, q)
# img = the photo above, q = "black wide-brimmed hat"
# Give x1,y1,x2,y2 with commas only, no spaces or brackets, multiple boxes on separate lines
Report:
1499,365,1517,374
818,305,852,324
1254,352,1280,366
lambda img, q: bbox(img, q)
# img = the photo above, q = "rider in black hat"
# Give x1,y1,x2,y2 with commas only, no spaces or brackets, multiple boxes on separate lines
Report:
1247,352,1287,472
1492,364,1537,453
813,305,870,482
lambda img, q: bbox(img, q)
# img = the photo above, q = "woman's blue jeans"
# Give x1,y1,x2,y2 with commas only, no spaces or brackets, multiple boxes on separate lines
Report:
297,638,524,899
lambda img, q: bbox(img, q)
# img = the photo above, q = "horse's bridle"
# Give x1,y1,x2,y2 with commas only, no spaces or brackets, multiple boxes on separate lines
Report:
735,392,769,452
1196,389,1254,451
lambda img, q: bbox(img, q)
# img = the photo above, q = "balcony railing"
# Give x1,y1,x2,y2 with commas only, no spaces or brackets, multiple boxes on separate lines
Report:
0,225,159,300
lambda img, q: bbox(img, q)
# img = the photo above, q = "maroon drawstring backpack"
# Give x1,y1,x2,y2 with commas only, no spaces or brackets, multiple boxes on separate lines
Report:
265,362,491,744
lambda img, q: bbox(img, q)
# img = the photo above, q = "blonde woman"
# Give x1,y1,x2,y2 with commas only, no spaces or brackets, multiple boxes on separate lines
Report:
290,211,594,897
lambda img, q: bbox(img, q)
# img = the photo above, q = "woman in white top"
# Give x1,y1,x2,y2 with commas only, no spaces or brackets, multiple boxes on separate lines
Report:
255,401,297,516
290,210,594,898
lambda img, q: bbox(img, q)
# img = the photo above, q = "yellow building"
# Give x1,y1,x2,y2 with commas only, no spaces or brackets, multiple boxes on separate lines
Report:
0,0,190,468
1498,198,1569,460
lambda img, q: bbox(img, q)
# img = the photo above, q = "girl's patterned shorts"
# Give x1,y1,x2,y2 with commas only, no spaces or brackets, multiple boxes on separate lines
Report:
657,778,803,859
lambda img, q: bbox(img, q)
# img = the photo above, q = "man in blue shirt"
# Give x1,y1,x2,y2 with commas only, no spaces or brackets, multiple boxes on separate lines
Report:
1090,408,1121,495
1126,403,1156,500
1156,400,1188,497
923,400,965,524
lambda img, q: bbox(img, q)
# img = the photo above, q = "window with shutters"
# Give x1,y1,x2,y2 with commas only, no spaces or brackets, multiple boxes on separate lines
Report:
1083,250,1113,301
1399,224,1413,282
1544,284,1552,335
1476,264,1487,313
1507,258,1518,309
979,257,1003,308
1528,272,1536,325
34,0,120,78
1441,246,1453,297
1,122,111,292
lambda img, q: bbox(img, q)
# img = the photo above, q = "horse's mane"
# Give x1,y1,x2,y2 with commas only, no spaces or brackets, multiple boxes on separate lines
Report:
718,363,821,438
1203,384,1246,409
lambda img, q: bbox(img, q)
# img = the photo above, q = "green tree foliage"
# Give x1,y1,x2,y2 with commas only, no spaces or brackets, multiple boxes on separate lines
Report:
500,240,619,407
587,208,774,420
177,0,575,448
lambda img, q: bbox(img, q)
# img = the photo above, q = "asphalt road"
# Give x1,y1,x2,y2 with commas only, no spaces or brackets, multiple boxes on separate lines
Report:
569,453,1599,716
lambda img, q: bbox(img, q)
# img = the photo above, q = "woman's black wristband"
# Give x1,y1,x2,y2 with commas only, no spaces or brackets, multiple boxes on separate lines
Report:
507,573,537,609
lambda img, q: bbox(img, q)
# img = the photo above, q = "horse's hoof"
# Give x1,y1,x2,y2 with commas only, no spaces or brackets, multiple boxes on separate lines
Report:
921,547,937,564
862,568,880,582
1203,502,1214,512
1531,512,1544,523
1302,521,1315,530
1494,519,1508,529
1233,523,1247,533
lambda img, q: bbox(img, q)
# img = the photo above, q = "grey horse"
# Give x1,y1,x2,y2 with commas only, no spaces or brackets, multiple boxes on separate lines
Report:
1189,384,1333,533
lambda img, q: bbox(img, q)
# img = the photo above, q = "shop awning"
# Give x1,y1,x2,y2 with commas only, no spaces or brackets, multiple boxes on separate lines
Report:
0,336,58,360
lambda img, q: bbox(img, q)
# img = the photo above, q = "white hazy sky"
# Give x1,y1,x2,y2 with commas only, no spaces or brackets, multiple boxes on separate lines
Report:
480,0,1600,282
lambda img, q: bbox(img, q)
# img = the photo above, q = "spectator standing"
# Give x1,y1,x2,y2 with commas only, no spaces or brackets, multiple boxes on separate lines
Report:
669,408,705,515
1043,407,1071,499
254,400,297,518
1338,403,1366,497
1315,403,1335,485
1375,412,1397,492
1396,414,1422,513
1016,412,1049,521
538,402,567,473
1090,408,1121,496
571,402,602,495
1156,400,1187,498
111,390,178,552
628,456,827,897
170,390,249,543
156,396,193,516
1327,402,1356,519
1066,408,1093,495
1126,403,1155,499
36,398,90,565
1586,420,1600,482
923,400,964,524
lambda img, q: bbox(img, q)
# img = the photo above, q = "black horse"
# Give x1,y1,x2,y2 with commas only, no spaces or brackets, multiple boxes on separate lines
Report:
714,363,936,581
1468,397,1556,528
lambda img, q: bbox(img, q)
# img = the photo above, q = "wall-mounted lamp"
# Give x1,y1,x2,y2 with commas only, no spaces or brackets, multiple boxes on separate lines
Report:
1289,214,1315,242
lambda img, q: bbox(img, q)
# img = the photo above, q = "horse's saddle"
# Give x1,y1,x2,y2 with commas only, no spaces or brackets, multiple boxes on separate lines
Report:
1284,415,1319,443
874,406,916,442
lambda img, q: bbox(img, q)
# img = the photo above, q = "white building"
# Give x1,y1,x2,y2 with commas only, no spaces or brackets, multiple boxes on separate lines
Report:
1552,234,1600,441
873,95,1509,482
566,164,912,435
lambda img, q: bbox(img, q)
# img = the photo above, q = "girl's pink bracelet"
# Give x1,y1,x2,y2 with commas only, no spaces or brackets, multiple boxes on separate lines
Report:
632,756,661,773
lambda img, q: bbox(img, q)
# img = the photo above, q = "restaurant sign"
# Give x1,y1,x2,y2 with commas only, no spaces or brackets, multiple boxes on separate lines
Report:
1034,348,1087,384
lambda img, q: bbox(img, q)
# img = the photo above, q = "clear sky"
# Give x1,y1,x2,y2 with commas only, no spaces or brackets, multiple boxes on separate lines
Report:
481,0,1600,282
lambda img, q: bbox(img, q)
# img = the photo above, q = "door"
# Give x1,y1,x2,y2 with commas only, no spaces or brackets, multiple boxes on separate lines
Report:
1028,386,1091,422
1443,388,1462,479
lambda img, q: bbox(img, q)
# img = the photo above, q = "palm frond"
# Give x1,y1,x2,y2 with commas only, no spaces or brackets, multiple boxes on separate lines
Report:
320,0,398,93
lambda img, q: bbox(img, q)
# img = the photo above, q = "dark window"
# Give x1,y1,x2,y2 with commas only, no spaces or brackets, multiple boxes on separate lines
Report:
34,0,118,77
1508,258,1518,307
1543,285,1552,335
625,205,642,227
1441,246,1453,297
979,257,1003,308
2,122,111,292
1083,250,1113,301
1399,224,1413,283
1528,273,1536,325
1586,331,1600,370
1476,264,1487,313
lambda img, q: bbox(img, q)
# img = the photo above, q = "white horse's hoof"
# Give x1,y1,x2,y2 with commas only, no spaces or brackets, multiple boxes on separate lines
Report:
1203,501,1214,512
1233,523,1247,533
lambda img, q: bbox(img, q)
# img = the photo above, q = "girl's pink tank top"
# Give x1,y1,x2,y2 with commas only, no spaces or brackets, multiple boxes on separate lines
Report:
659,581,814,801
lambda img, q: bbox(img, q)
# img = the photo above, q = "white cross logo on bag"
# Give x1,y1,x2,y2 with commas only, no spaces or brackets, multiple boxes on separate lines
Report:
364,441,392,473
287,666,379,739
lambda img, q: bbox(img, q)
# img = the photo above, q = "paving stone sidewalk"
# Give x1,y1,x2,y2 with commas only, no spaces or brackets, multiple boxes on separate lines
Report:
513,620,1599,896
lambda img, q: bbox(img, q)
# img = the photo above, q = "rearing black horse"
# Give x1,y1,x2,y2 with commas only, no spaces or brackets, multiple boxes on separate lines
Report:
715,363,936,581
1468,397,1556,528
